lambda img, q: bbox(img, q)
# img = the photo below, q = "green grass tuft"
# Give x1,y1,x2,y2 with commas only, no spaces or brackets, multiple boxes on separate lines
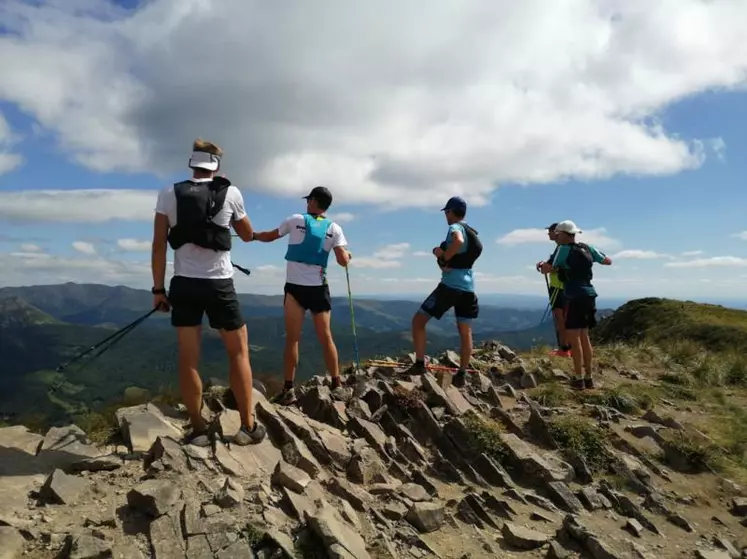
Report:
547,416,612,472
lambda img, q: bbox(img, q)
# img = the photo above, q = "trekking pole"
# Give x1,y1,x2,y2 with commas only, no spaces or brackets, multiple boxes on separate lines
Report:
48,307,158,393
232,262,251,276
345,266,361,371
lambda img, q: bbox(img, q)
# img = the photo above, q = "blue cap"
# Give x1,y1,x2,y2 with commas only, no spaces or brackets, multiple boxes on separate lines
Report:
441,196,467,214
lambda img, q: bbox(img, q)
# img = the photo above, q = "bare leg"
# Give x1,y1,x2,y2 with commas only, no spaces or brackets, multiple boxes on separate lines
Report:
567,329,584,379
283,294,305,384
580,328,593,377
176,326,205,431
456,320,473,370
312,311,340,379
219,324,254,429
412,312,430,361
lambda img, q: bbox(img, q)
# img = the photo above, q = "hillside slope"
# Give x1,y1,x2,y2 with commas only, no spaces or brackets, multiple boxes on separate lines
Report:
592,297,747,353
0,340,745,558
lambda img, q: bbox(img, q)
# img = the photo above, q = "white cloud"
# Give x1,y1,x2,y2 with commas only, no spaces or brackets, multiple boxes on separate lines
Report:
72,241,96,255
117,238,151,252
1,1,746,209
0,190,157,223
411,251,430,257
349,258,402,270
665,256,747,268
681,250,704,257
19,243,44,253
0,111,23,175
731,232,747,241
372,243,411,260
496,227,622,251
611,249,670,260
331,213,356,223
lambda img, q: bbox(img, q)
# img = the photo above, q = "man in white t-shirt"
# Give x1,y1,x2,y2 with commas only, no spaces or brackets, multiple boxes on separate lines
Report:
252,186,351,405
151,138,267,447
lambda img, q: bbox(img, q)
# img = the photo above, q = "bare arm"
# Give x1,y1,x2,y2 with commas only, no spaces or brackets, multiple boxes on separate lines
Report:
334,245,352,267
442,229,464,262
151,213,169,290
601,256,612,265
253,229,282,243
232,215,255,242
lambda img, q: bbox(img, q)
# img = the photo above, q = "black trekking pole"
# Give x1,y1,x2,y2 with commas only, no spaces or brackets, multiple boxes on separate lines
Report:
48,308,158,394
232,262,251,276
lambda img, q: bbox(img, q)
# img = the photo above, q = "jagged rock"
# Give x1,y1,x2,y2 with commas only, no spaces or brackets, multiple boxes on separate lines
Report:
546,540,570,559
272,460,311,494
326,478,372,511
405,502,445,533
257,401,323,479
642,409,684,430
111,543,146,559
347,446,386,484
144,436,188,473
216,477,244,508
66,532,112,559
149,512,186,558
39,468,91,505
501,522,551,550
115,403,182,454
400,483,430,502
500,433,574,483
382,501,408,520
624,518,644,537
578,486,612,511
307,505,372,559
348,417,388,456
546,481,584,513
712,536,740,558
731,497,747,516
695,552,733,559
127,479,182,518
0,526,25,559
37,425,102,471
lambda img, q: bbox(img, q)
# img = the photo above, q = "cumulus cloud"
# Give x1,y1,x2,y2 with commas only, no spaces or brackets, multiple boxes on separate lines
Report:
117,238,151,252
1,0,746,210
411,251,430,257
331,213,356,223
349,242,412,269
0,112,23,175
665,256,747,268
19,243,44,253
496,227,622,251
731,232,747,241
611,250,671,260
681,250,704,257
0,190,157,223
72,241,96,255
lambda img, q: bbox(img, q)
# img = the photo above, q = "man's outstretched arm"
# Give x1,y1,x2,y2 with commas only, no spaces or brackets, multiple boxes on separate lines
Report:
333,245,352,267
253,229,282,242
151,213,169,290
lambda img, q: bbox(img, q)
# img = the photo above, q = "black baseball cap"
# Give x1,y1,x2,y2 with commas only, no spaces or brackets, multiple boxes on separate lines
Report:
546,222,558,231
303,186,333,209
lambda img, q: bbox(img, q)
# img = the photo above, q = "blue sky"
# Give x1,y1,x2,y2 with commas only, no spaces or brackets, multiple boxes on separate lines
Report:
1,0,746,304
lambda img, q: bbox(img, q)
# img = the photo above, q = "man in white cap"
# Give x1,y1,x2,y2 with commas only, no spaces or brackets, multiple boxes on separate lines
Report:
151,138,267,446
540,220,612,390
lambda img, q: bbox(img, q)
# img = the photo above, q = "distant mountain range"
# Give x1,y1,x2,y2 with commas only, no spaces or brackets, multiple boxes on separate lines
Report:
0,282,562,427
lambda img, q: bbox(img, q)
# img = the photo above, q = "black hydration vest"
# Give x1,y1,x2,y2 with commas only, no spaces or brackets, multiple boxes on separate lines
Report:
438,223,483,269
167,177,232,252
557,242,594,284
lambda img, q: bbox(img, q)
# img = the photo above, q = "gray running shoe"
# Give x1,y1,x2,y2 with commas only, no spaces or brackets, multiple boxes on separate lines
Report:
232,421,267,446
183,428,211,447
272,387,298,406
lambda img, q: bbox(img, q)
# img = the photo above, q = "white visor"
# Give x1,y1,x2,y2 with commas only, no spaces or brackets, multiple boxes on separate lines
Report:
188,150,220,172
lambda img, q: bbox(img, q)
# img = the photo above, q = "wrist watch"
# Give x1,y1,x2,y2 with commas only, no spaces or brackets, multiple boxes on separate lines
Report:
251,232,257,240
151,287,166,295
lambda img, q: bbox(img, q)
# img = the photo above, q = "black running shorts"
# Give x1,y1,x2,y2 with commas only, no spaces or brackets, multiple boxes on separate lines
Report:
419,282,479,322
168,276,244,331
564,295,597,330
284,282,332,314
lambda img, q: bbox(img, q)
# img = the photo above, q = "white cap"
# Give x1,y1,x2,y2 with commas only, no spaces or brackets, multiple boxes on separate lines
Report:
188,150,221,172
555,220,582,234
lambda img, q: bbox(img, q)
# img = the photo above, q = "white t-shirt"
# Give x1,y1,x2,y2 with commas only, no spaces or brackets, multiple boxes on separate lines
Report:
278,214,347,286
154,178,247,280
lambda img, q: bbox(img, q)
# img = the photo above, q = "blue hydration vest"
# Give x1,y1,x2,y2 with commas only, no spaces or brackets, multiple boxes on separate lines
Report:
284,214,333,267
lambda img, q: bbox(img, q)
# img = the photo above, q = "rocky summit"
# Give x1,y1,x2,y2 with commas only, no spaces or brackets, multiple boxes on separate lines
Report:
1,341,746,559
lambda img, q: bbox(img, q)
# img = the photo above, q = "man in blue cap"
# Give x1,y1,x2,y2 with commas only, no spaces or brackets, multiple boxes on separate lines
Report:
409,196,482,387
